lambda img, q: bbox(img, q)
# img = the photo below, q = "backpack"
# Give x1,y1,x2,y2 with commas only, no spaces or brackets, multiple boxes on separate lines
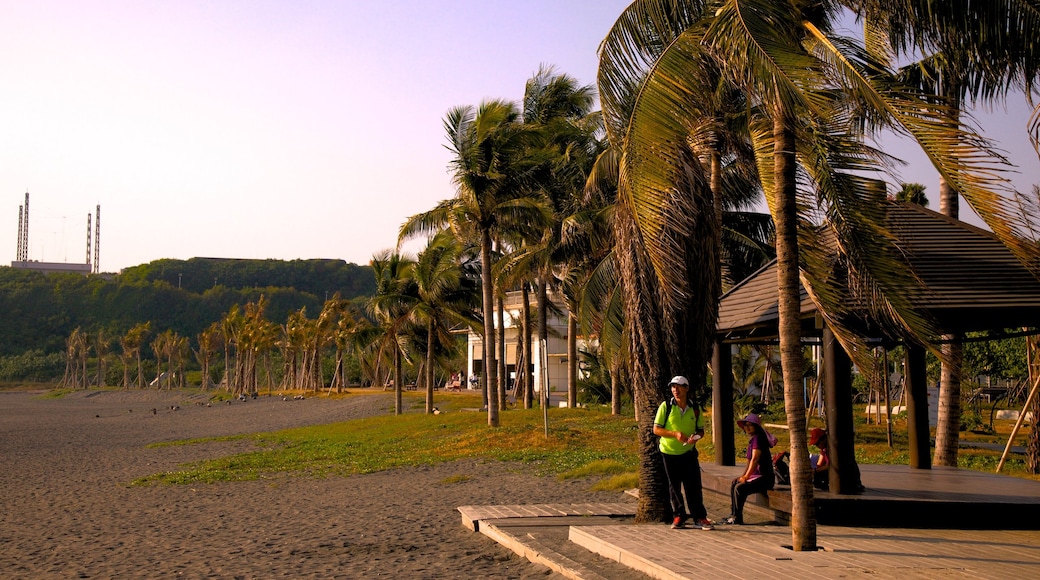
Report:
772,451,791,486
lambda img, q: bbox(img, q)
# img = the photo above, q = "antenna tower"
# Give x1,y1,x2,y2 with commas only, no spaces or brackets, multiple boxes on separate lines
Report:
93,205,100,273
17,206,24,261
21,192,29,261
86,213,92,268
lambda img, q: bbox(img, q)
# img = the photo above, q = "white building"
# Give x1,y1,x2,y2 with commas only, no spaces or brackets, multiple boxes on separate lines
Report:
465,289,575,395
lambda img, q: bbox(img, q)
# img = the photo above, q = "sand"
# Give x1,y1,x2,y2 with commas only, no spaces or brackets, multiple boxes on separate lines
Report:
0,389,636,579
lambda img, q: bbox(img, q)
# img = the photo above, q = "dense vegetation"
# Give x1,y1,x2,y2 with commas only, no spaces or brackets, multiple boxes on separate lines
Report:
0,258,374,360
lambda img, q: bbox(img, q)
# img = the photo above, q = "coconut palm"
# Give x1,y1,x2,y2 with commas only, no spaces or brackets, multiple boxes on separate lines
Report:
410,231,482,413
851,0,1040,468
399,100,544,427
195,322,222,390
369,250,418,416
598,0,1028,550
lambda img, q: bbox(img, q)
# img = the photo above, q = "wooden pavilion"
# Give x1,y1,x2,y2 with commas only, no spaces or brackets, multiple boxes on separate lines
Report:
704,202,1040,527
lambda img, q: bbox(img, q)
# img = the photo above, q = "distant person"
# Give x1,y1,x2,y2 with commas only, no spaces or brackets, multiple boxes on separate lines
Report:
809,428,830,490
652,375,714,530
722,413,776,525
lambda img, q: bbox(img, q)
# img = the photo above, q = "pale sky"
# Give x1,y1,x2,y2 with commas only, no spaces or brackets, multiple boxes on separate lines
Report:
2,1,1037,273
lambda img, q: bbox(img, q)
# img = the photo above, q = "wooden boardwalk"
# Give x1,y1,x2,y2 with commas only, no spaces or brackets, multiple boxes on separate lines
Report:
463,467,1040,578
462,503,1040,579
700,463,1040,528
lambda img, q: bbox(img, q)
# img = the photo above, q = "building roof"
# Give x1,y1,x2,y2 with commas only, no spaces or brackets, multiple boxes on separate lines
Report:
716,202,1040,342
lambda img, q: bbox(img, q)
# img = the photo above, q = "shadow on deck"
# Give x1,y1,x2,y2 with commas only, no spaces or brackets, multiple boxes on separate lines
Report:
701,463,1040,529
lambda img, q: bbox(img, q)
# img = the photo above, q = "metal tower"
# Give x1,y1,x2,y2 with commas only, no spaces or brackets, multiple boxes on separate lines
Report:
93,205,100,273
86,213,92,268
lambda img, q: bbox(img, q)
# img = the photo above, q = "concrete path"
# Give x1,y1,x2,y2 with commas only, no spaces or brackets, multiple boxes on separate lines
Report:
462,504,1040,580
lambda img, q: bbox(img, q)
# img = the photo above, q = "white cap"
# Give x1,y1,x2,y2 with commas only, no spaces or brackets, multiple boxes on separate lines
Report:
668,375,689,386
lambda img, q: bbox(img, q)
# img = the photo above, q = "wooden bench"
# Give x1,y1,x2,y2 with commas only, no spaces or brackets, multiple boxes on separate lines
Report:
699,463,792,524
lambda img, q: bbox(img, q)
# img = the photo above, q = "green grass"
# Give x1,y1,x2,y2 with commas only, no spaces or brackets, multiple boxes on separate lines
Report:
128,393,1040,486
133,391,639,486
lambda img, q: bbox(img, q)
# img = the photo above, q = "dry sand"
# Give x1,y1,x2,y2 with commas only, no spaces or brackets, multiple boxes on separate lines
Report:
0,389,636,579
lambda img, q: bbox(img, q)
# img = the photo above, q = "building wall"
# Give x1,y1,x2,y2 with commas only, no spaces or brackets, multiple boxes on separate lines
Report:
10,261,91,275
465,290,573,395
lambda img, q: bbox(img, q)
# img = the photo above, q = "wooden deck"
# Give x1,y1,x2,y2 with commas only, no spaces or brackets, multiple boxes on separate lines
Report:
701,463,1040,529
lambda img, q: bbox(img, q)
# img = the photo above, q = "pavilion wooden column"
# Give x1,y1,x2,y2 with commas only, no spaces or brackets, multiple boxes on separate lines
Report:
905,342,932,469
823,327,863,493
712,340,735,465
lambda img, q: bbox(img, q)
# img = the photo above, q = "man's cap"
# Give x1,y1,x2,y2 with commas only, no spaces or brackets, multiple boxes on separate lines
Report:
668,375,689,387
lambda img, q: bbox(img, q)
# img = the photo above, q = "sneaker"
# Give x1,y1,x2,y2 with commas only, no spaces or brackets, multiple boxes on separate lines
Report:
671,517,686,529
720,516,737,525
694,518,714,530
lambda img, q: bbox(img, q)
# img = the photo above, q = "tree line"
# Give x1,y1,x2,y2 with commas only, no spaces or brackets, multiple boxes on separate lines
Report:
0,258,374,360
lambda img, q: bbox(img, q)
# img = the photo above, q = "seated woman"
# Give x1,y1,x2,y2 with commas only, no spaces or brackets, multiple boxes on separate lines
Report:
809,428,830,490
722,413,776,525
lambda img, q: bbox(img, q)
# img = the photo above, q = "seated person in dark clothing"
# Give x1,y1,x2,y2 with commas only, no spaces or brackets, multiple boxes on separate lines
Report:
809,427,830,490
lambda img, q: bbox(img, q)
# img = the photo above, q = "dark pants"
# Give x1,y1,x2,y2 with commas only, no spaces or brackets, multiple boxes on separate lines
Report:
729,476,773,524
661,450,707,521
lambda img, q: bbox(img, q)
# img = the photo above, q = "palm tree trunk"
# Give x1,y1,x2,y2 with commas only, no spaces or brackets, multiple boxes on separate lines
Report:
394,345,403,415
482,230,500,426
537,277,549,406
614,201,671,523
934,341,962,465
497,292,507,411
611,357,622,416
523,283,533,409
567,311,578,407
774,110,816,551
935,90,963,466
426,320,435,414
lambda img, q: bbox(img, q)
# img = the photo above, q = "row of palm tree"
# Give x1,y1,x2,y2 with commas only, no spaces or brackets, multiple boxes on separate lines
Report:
59,257,478,411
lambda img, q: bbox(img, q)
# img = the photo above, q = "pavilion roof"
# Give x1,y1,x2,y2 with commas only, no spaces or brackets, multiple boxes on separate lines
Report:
716,202,1040,342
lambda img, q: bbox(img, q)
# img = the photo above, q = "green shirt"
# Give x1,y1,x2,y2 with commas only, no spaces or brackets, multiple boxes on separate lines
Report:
654,398,705,456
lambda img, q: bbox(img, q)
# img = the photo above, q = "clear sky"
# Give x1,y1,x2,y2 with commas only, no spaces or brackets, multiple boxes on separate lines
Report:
2,1,1037,273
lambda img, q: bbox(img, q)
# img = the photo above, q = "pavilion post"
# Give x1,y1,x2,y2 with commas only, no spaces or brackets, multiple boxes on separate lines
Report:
712,340,735,465
823,327,863,493
904,342,932,469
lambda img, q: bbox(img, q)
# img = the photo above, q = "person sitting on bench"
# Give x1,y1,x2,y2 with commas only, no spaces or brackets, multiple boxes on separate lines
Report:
809,428,830,490
722,413,776,525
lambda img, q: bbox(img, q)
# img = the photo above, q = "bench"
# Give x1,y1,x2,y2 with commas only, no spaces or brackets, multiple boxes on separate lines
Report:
699,463,792,524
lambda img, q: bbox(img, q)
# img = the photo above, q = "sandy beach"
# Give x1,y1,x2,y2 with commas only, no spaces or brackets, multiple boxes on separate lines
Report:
0,389,637,579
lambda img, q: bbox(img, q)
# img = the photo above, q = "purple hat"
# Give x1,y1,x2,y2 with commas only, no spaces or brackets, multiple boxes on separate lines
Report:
736,413,762,428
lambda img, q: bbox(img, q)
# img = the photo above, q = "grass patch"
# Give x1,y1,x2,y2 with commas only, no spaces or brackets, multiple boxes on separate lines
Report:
591,472,639,492
130,395,1040,486
133,394,639,486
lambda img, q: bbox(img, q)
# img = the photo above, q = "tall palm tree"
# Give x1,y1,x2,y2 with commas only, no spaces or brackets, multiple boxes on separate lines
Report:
599,0,1026,550
500,65,602,409
195,322,222,390
400,100,542,427
410,231,482,413
369,250,418,416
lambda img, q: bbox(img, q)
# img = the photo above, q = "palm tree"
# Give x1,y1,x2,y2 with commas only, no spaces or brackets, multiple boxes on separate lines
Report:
369,250,418,416
852,0,1040,468
599,0,1028,550
894,182,928,206
195,322,222,390
410,231,482,413
400,100,541,427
